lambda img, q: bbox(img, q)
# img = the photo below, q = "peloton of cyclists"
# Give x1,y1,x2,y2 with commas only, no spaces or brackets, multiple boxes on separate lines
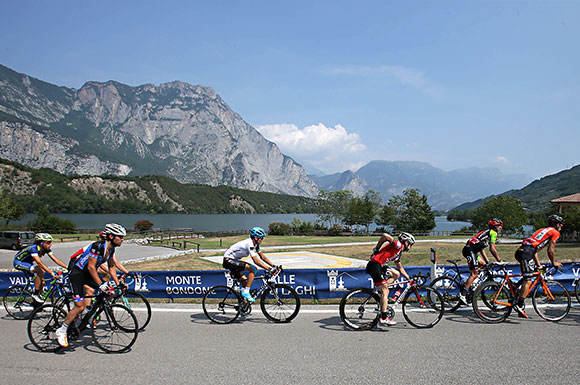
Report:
223,227,279,303
512,214,564,318
366,232,415,326
13,233,68,303
460,218,504,304
55,223,128,348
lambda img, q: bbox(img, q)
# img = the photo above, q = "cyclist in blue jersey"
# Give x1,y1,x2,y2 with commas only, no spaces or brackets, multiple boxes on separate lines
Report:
55,223,127,348
223,227,278,302
13,233,68,302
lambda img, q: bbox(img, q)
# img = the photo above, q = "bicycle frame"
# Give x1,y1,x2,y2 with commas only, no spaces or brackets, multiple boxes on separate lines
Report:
491,270,555,308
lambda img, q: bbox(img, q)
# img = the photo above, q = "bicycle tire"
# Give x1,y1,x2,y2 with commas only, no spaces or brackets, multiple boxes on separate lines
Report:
202,285,241,324
339,288,380,331
260,283,301,323
91,303,138,353
429,275,463,313
402,286,444,328
112,290,152,331
3,285,37,320
52,293,73,313
575,279,580,305
472,281,512,323
27,304,67,352
531,280,570,322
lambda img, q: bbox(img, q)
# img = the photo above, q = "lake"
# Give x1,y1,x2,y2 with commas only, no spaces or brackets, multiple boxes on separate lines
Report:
13,213,471,233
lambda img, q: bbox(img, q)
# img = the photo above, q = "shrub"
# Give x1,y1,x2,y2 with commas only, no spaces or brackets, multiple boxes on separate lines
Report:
135,219,154,232
268,222,292,235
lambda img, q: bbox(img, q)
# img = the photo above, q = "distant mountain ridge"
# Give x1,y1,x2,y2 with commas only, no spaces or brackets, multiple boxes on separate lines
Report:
313,160,531,210
450,164,580,212
0,64,317,197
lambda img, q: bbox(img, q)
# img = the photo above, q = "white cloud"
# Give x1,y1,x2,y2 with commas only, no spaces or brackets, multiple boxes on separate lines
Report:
257,123,367,174
493,156,510,164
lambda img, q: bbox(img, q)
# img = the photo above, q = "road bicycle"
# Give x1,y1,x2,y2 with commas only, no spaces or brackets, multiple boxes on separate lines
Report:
339,273,444,330
27,290,139,353
429,259,508,312
202,267,300,324
110,273,151,331
3,271,70,320
472,265,571,323
574,277,580,304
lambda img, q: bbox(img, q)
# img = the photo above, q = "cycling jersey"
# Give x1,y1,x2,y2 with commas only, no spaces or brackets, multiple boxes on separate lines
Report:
223,238,260,261
522,227,560,252
370,240,404,265
466,229,498,252
73,240,116,270
14,244,51,264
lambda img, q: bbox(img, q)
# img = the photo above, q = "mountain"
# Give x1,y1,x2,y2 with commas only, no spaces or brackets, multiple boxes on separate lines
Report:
0,158,318,214
315,160,530,210
0,64,317,197
450,164,580,212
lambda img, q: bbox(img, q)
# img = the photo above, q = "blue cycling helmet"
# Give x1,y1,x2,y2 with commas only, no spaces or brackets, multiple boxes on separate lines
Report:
250,227,266,239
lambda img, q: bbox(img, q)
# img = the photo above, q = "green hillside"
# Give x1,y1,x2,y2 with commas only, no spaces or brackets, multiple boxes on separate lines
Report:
0,158,319,214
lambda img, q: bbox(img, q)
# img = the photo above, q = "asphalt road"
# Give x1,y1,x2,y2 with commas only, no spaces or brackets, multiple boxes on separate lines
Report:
1,304,579,385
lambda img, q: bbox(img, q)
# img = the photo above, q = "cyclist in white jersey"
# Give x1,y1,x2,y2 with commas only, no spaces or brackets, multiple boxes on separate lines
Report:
223,227,277,302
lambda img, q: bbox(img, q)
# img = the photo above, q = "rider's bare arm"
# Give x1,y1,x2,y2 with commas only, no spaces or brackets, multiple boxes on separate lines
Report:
488,242,501,262
374,233,395,252
252,252,272,270
395,261,410,280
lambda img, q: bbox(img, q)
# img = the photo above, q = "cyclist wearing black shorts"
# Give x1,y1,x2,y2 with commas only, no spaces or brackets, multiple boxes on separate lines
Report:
55,223,127,348
460,218,503,303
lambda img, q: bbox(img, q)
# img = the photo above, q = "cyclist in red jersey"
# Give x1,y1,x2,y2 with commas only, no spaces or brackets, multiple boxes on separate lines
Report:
512,214,564,318
365,232,415,326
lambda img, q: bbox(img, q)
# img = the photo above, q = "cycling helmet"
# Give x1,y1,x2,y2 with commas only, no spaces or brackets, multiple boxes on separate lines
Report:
398,232,415,246
250,226,266,239
547,214,564,227
103,223,127,236
488,218,504,228
35,233,54,242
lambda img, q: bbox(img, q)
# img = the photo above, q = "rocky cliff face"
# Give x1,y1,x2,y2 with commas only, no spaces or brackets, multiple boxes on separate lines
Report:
0,65,318,197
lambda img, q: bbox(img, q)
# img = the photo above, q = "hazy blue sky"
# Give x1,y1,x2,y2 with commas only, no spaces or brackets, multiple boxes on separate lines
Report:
2,1,578,182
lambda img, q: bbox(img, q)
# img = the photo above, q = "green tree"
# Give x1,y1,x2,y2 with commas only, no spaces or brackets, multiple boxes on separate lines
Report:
28,207,76,233
388,189,435,232
376,205,395,228
316,190,353,226
0,193,25,226
562,207,580,233
135,219,154,232
472,195,528,233
343,191,382,233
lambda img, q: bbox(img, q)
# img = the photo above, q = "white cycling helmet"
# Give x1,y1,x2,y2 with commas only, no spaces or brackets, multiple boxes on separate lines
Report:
398,232,416,246
104,223,127,236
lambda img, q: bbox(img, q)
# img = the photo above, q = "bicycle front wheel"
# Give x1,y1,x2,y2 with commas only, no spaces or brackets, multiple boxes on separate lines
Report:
112,290,152,331
532,280,570,322
429,275,463,313
472,281,512,323
92,304,138,353
574,279,580,304
202,286,241,324
260,283,301,323
339,288,380,331
27,304,67,352
3,285,37,320
402,286,444,328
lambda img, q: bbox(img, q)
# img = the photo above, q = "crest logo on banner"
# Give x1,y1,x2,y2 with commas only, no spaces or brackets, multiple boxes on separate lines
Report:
134,275,151,292
327,270,357,292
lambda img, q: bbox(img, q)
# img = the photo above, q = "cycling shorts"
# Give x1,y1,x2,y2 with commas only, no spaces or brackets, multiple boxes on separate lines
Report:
13,259,35,279
223,257,250,280
514,245,536,280
69,267,99,302
462,245,479,271
366,261,389,287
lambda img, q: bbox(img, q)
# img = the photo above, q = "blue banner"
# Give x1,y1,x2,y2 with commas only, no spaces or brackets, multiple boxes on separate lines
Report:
1,263,579,300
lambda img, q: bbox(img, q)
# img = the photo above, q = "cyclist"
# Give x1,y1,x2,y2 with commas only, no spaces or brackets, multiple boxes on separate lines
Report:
55,223,127,348
366,232,415,326
460,218,504,304
512,214,564,318
13,233,68,303
222,227,278,303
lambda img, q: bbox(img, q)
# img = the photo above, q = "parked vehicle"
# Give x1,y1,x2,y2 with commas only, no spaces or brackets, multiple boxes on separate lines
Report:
0,231,35,250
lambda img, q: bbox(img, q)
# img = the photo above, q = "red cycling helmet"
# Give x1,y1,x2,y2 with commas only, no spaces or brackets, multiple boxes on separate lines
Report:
488,218,504,228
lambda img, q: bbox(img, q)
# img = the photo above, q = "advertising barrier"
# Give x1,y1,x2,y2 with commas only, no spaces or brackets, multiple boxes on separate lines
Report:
1,263,579,300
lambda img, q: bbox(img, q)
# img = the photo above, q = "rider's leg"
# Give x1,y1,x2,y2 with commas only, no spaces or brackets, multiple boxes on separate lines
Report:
32,265,44,293
464,270,478,291
243,264,256,288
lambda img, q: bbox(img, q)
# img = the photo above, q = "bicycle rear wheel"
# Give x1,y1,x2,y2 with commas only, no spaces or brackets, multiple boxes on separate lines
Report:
532,280,570,322
112,290,152,331
260,283,300,323
339,288,380,331
3,285,38,320
574,279,580,304
27,304,67,352
92,304,138,353
472,281,511,323
429,275,462,313
402,286,444,328
202,286,241,324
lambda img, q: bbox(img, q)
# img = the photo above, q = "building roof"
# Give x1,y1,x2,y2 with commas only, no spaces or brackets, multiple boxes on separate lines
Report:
551,193,580,203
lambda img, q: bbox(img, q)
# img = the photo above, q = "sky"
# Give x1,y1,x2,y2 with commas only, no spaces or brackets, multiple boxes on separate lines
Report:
1,1,579,183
